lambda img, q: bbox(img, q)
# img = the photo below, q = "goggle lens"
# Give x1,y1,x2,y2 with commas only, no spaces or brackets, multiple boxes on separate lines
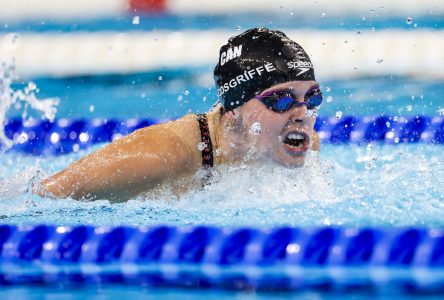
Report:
256,89,323,112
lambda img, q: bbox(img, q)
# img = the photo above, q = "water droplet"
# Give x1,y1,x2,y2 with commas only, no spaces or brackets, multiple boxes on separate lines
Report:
236,25,241,31
406,17,412,25
10,33,19,43
386,121,391,128
325,86,331,92
277,136,283,142
321,12,326,18
305,110,317,117
15,132,28,144
377,58,383,64
371,27,375,31
89,105,94,112
197,142,207,151
406,105,412,112
50,132,60,144
79,132,89,143
158,76,163,80
437,108,444,116
250,122,262,135
289,12,294,16
326,96,333,103
393,116,399,121
26,82,36,93
184,90,190,96
335,111,343,119
202,96,207,102
323,218,332,225
132,16,140,25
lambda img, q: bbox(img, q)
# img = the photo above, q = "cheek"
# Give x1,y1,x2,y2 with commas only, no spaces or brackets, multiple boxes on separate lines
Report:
257,122,285,148
308,117,317,130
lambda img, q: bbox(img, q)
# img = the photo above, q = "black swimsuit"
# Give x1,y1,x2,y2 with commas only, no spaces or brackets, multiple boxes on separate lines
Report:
196,114,214,168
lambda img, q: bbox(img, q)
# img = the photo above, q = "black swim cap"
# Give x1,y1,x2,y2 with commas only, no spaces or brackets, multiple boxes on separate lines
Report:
214,27,316,111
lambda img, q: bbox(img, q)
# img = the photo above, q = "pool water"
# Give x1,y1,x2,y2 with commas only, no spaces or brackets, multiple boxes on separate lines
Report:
1,135,443,227
8,75,444,120
1,75,444,227
1,44,444,300
3,286,438,300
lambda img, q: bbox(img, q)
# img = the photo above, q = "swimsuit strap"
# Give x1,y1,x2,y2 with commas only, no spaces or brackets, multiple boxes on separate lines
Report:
196,114,214,168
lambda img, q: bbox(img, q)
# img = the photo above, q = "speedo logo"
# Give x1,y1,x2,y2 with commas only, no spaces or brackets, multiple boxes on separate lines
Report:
287,60,313,76
220,45,242,66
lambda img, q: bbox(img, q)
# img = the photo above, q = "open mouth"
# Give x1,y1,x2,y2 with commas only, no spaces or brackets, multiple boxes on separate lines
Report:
283,131,310,153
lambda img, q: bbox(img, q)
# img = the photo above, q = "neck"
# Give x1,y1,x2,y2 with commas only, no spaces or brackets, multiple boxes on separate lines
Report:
207,105,248,165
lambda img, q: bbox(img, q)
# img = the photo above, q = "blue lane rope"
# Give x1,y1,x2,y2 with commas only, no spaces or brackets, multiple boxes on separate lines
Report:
2,115,444,155
1,224,444,291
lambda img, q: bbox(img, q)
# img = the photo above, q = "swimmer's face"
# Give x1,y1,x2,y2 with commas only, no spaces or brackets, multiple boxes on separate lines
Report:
235,80,319,168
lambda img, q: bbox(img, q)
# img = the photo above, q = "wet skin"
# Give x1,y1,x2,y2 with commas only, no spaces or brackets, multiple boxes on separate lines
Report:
39,80,320,201
223,80,319,168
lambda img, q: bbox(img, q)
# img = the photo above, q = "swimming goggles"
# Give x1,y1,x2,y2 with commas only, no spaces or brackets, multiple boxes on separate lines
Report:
255,88,323,112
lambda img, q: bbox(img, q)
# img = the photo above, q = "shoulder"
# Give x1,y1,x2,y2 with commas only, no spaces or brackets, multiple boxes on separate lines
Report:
127,113,196,136
131,114,200,145
123,114,203,168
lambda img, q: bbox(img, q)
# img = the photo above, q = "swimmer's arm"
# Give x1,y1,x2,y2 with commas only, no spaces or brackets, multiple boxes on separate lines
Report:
39,118,201,202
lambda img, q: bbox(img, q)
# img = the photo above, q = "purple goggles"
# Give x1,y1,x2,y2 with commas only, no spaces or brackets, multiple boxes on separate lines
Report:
255,88,323,112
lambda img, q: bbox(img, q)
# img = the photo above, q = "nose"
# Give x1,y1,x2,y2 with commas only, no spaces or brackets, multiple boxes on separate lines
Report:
288,102,309,124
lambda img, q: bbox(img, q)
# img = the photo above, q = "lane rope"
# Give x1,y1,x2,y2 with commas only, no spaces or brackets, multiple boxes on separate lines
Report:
2,115,443,155
0,224,443,291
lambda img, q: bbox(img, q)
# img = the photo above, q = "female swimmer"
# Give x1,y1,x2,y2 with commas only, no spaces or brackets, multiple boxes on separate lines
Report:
39,27,322,202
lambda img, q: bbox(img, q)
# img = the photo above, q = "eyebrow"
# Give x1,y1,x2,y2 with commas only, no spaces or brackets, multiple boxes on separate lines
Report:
261,84,320,98
304,84,320,95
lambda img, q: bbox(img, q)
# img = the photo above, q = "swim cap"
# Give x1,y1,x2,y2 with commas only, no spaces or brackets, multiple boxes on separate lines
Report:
214,27,316,111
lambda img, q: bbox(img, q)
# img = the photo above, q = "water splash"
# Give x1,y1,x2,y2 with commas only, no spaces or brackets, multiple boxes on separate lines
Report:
0,62,59,149
1,144,444,227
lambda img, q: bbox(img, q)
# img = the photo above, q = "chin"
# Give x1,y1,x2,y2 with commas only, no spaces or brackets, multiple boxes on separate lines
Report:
271,152,306,168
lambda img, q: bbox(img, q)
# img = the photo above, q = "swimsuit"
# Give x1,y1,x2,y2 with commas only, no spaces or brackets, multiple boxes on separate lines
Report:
196,114,214,168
